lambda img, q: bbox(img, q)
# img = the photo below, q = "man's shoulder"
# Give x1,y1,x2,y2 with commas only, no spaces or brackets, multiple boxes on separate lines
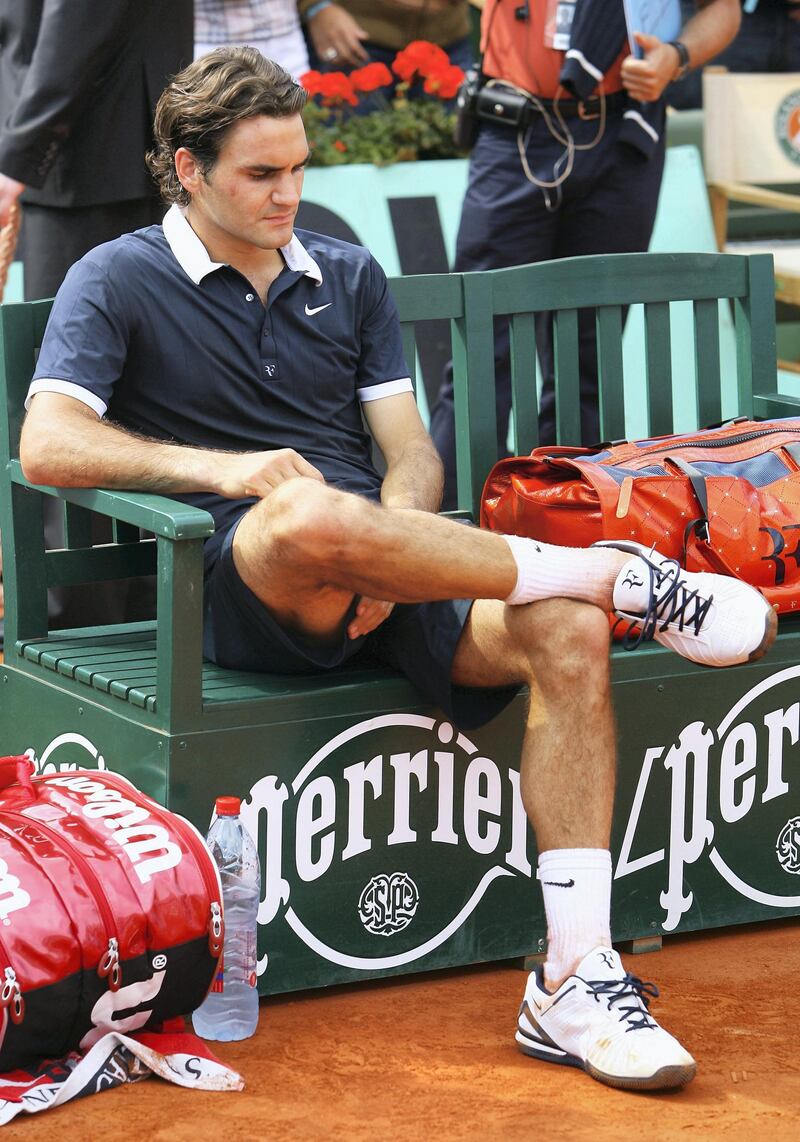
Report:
76,223,173,281
293,228,377,272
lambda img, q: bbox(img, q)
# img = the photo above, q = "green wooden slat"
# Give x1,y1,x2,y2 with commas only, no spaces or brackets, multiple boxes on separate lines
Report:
112,520,141,544
596,306,626,441
753,392,800,418
644,301,673,435
553,309,581,444
399,324,417,392
509,312,539,454
45,540,157,586
693,298,722,428
63,503,94,549
9,461,215,540
490,252,750,315
155,535,205,724
388,273,463,322
6,483,48,645
454,272,497,518
735,253,776,415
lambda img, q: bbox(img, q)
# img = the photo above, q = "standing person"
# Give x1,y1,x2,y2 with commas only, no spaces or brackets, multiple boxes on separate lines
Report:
0,0,192,629
669,0,800,110
19,47,776,1093
429,0,741,511
0,0,193,301
300,1,473,75
195,1,310,79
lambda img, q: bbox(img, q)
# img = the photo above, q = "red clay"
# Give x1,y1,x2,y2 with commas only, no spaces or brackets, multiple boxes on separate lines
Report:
7,919,800,1141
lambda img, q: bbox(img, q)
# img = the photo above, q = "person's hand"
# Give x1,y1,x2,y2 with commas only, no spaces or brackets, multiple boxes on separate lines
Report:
620,32,682,103
217,448,325,499
0,174,25,228
347,596,395,639
308,4,369,68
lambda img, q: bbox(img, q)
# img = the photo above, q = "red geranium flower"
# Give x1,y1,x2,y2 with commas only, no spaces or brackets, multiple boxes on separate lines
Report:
300,69,324,97
316,72,358,107
392,40,450,82
350,62,393,93
334,139,347,152
423,64,465,101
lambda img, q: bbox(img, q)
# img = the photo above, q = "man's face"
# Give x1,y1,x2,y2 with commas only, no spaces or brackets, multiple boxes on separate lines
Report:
187,113,309,252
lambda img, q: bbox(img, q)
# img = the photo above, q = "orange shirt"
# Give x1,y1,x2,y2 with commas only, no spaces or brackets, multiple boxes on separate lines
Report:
481,0,628,98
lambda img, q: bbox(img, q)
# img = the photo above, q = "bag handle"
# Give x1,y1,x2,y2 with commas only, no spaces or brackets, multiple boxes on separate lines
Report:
0,755,35,797
784,441,800,468
663,455,711,547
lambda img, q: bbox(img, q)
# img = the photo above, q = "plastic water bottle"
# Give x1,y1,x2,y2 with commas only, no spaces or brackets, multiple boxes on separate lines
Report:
192,796,261,1041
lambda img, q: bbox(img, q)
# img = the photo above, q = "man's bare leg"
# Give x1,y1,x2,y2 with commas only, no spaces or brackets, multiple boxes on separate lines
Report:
232,478,624,635
451,597,617,985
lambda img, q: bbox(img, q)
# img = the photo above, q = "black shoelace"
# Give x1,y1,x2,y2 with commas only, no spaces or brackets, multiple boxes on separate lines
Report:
586,973,660,1032
617,555,713,653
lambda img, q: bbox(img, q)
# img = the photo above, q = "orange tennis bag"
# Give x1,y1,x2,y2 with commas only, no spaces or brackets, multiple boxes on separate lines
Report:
481,418,800,613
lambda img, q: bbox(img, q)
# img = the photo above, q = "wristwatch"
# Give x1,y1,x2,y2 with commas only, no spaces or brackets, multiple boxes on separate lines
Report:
667,40,691,81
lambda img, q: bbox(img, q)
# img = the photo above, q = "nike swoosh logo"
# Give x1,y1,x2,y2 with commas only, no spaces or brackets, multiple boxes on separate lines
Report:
305,302,332,316
542,879,575,888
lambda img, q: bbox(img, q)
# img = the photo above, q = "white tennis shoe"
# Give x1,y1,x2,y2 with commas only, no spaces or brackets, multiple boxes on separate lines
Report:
594,540,777,668
516,946,696,1092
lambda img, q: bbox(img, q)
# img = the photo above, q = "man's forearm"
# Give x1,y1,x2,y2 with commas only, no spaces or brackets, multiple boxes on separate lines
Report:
380,436,444,513
681,0,741,69
21,406,229,494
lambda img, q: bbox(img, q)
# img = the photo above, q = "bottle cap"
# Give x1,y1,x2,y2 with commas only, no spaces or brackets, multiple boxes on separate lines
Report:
215,796,241,816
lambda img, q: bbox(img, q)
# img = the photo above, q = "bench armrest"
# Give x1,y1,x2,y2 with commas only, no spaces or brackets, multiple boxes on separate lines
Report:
8,459,215,540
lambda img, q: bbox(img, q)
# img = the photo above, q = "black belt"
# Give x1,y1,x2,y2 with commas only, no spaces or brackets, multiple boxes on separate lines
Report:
475,84,627,130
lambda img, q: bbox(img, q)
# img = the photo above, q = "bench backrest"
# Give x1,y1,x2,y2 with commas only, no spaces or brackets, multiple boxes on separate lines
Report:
424,252,779,515
0,252,790,688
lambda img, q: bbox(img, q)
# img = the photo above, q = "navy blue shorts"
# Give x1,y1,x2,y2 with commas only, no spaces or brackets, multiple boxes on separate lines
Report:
202,521,518,730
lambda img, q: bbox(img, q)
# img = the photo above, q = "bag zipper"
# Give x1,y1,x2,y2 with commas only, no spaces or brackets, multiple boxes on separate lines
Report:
0,829,24,1023
2,812,122,991
82,774,225,958
610,426,799,459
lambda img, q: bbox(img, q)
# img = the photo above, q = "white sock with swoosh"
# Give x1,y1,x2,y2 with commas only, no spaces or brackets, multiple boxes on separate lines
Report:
503,535,620,608
537,848,613,989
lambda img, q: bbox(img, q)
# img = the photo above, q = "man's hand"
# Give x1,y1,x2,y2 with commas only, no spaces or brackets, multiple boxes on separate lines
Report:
0,174,25,228
217,448,325,499
308,4,369,68
347,596,395,639
621,32,682,103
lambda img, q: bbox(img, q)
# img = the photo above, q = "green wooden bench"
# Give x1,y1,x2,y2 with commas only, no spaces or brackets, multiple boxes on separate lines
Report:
2,251,800,996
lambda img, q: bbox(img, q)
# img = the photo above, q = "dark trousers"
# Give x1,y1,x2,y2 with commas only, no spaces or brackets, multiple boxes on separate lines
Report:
19,196,163,629
20,195,164,301
429,110,666,510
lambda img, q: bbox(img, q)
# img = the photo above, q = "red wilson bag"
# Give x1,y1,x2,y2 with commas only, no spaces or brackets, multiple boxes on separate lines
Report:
0,757,223,1071
481,418,800,613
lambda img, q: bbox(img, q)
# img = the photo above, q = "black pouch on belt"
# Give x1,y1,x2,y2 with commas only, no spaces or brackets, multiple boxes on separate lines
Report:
475,84,530,129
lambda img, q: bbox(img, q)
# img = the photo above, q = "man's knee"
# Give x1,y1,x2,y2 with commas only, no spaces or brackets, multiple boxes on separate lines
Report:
254,478,372,566
513,599,611,687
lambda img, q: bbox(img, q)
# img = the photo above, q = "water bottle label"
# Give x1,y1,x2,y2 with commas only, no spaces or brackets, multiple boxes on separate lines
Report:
246,931,257,986
210,953,225,994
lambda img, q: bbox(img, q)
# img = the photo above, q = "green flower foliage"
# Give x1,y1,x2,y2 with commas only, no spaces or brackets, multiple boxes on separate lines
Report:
303,85,468,168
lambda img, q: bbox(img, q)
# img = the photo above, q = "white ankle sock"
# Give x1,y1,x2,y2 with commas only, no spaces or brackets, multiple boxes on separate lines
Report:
537,848,612,988
503,534,616,608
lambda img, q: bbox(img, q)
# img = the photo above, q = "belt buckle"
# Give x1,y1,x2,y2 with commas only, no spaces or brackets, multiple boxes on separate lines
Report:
578,100,600,121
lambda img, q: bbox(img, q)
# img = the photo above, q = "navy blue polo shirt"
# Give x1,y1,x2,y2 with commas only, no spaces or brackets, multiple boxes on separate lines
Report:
29,205,412,570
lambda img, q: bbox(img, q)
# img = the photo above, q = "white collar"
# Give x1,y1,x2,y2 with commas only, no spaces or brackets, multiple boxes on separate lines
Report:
162,203,323,286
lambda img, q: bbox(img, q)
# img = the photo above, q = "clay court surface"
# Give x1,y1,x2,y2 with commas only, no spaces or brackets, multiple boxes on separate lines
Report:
4,918,798,1141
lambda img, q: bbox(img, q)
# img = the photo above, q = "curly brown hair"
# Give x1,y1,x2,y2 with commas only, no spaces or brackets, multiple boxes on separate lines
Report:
146,47,307,205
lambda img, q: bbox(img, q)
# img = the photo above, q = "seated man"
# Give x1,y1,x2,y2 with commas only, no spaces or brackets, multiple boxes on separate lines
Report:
19,47,775,1093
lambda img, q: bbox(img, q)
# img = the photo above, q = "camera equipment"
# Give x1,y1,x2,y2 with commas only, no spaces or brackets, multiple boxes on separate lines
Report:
453,66,483,149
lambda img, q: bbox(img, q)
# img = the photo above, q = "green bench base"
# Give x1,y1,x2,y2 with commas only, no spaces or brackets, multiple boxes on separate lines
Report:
6,618,800,996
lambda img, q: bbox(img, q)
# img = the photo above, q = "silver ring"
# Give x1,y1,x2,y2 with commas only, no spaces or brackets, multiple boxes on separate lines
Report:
323,47,338,61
